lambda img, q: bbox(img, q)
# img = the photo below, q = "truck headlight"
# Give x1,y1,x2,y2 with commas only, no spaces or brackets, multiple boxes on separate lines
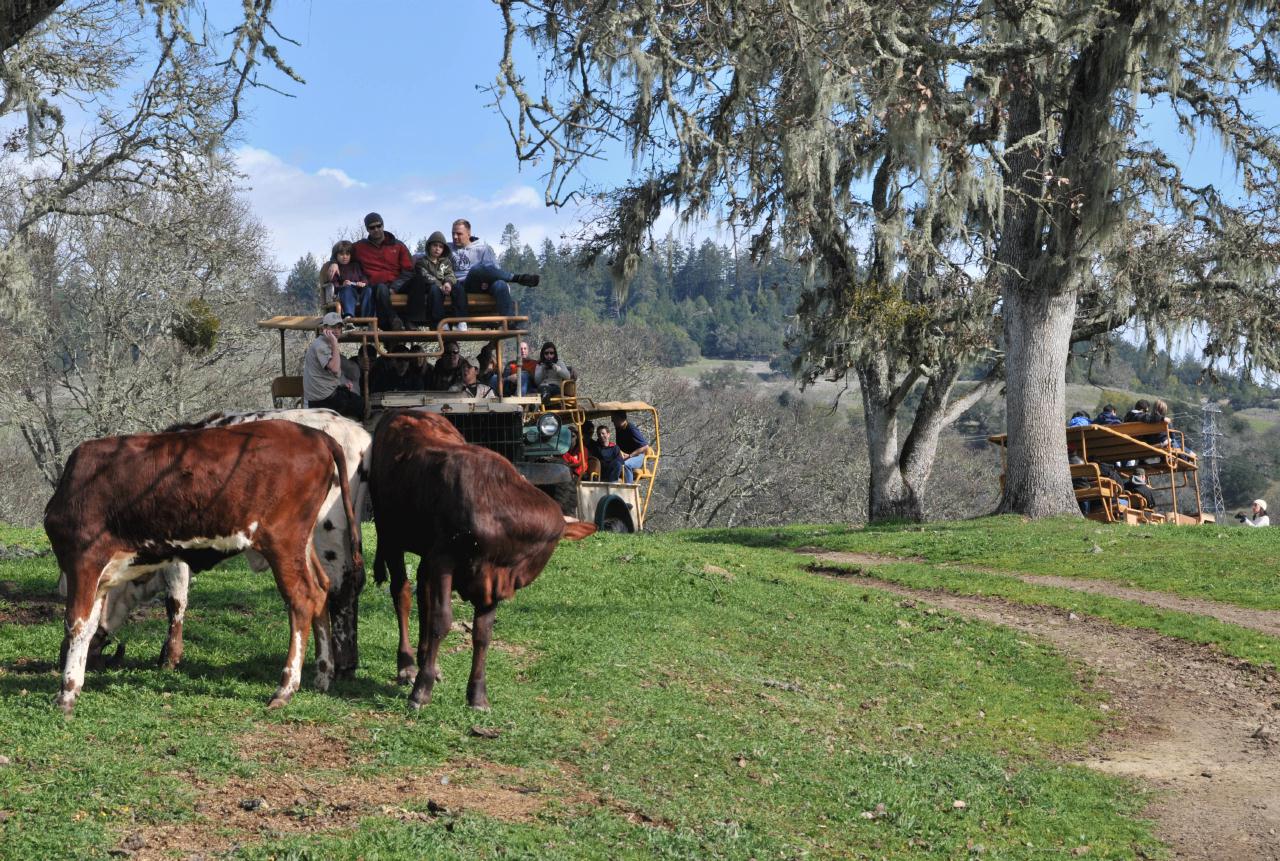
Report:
537,413,561,439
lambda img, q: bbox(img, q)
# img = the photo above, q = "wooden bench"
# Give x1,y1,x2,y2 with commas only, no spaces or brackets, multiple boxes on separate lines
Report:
320,285,515,322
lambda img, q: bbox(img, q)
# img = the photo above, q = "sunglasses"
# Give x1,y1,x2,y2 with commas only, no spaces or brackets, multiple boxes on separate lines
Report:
367,222,383,230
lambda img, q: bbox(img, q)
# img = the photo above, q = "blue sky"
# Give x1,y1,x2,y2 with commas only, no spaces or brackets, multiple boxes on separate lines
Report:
232,0,633,276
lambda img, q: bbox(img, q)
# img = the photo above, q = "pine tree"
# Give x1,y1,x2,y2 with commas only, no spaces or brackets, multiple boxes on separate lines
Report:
283,254,321,313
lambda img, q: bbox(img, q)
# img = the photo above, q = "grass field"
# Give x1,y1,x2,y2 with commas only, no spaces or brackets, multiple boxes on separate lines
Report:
8,515,1280,858
0,520,1188,860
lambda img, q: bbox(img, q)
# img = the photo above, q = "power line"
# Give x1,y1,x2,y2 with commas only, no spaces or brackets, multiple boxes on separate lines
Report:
1200,401,1226,521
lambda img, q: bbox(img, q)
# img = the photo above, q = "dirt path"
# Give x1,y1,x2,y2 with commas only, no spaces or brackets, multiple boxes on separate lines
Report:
807,551,1280,861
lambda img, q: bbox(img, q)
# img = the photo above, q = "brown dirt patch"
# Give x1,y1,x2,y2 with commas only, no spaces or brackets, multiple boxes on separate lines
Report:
0,580,62,625
123,758,557,861
807,551,1280,861
236,722,369,771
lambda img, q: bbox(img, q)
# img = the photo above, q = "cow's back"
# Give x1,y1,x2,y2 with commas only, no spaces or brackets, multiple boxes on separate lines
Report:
47,421,337,559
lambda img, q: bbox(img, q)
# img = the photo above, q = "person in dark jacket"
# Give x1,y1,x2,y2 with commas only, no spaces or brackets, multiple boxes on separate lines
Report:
416,230,461,330
1123,399,1150,422
1093,404,1122,425
1124,468,1156,509
352,212,428,330
594,424,625,482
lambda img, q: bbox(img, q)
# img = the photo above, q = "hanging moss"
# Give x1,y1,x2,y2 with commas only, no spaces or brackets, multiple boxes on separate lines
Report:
172,298,220,354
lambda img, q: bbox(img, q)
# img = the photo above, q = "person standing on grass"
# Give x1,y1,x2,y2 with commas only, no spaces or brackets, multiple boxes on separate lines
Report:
1238,500,1270,527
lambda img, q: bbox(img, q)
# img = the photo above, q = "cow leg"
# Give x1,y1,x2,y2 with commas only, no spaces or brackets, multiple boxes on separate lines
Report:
264,552,323,709
311,597,334,693
57,569,108,716
467,602,498,710
330,561,365,680
385,549,417,684
408,564,452,710
158,562,190,670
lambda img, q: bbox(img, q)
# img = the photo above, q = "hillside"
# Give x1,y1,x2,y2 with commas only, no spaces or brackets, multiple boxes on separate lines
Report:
4,519,1280,858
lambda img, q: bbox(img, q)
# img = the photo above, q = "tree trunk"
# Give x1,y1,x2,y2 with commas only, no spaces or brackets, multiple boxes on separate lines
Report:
998,283,1079,516
0,0,63,52
858,359,923,522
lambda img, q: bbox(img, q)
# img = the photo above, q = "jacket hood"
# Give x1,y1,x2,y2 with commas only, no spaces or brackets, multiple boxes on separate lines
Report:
426,230,449,249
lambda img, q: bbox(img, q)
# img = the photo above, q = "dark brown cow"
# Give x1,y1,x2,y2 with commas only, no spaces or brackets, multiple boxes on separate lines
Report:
370,410,596,709
44,420,361,714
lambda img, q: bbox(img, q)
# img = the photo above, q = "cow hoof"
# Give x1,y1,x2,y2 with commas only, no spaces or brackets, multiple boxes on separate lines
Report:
408,686,433,710
466,680,489,711
396,667,417,686
56,692,77,717
314,674,332,693
266,692,293,709
335,666,356,681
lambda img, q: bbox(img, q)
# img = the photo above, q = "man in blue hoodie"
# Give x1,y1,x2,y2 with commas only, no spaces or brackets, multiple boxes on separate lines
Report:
448,219,540,319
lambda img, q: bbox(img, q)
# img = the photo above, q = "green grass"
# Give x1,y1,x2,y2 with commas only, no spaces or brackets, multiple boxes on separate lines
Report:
0,525,1163,859
702,517,1280,610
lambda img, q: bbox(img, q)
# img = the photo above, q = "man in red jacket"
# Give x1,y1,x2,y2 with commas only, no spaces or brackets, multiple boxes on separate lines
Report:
352,212,426,329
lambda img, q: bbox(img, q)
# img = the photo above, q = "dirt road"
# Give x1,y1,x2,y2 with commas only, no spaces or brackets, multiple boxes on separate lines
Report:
807,551,1280,861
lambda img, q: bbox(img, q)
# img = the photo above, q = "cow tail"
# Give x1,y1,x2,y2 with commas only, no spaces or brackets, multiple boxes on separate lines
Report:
321,435,364,571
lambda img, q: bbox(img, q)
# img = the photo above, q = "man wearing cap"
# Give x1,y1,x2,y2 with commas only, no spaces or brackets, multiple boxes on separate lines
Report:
304,312,364,418
1124,468,1156,510
351,212,426,330
1238,500,1270,527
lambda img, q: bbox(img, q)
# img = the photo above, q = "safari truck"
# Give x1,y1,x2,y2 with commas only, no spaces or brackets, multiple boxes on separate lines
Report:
257,291,660,532
988,420,1210,525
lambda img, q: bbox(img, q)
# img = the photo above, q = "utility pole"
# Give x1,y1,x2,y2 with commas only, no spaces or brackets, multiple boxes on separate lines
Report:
1200,401,1226,522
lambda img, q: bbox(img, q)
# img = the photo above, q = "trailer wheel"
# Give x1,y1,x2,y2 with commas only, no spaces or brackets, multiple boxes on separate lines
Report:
601,516,632,534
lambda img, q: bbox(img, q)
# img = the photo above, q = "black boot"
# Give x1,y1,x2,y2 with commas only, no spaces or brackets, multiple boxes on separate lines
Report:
512,273,540,287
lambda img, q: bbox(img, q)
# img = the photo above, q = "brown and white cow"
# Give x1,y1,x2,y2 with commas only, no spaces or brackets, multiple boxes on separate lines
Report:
370,410,596,710
82,409,372,678
44,420,361,714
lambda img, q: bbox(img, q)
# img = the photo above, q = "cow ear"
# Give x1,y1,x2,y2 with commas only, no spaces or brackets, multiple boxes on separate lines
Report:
562,520,597,541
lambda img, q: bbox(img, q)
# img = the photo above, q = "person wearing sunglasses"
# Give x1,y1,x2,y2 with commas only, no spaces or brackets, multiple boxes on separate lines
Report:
352,212,428,330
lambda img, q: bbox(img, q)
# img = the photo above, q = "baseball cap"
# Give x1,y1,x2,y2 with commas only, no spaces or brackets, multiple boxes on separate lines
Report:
320,311,343,327
1254,499,1268,509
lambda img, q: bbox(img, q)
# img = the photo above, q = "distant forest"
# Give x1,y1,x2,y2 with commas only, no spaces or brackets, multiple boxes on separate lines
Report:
284,225,808,366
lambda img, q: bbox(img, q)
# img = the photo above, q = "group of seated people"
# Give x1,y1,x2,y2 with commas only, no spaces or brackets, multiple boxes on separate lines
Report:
1068,398,1193,461
561,413,651,484
303,311,575,417
362,339,574,400
320,214,541,331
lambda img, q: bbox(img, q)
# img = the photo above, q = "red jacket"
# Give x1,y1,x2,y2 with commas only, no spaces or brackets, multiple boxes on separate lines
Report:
352,232,413,285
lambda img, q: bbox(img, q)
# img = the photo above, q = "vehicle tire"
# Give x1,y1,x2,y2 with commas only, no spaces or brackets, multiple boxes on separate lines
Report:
543,480,578,516
601,516,632,534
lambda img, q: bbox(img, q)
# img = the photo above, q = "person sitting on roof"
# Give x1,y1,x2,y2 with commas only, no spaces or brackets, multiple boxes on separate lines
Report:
1123,399,1150,422
1237,499,1270,527
1068,410,1091,428
415,231,462,331
353,213,428,330
448,219,540,321
1093,404,1122,425
323,240,371,320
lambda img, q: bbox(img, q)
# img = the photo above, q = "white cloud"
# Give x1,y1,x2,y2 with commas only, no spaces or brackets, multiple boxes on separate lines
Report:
477,185,543,210
315,167,366,189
